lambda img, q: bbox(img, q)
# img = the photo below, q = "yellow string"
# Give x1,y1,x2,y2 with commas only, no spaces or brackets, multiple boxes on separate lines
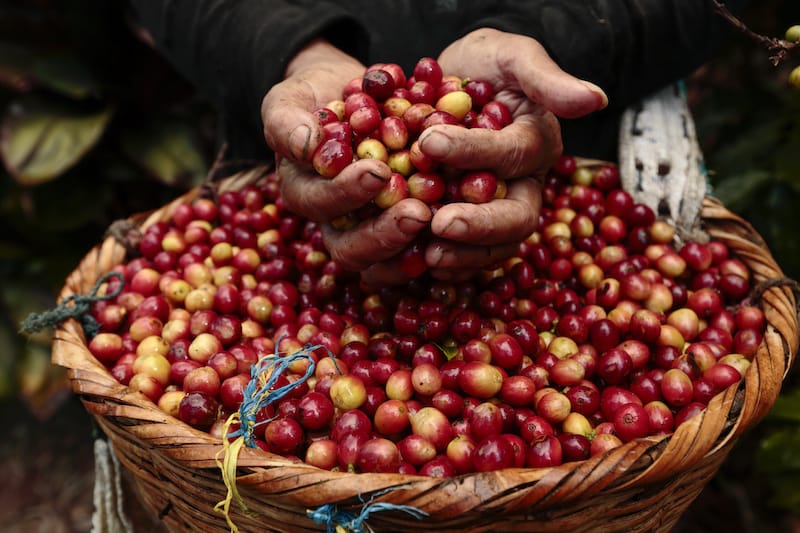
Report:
212,348,321,532
214,412,247,533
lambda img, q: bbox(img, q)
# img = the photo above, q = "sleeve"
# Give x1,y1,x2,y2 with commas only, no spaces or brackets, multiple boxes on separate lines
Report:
458,0,750,158
466,0,751,112
127,0,368,159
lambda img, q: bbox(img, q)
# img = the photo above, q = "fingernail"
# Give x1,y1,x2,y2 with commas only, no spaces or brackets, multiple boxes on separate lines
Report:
581,80,608,110
360,170,389,191
426,243,457,268
398,215,429,235
440,218,468,239
368,170,388,182
419,130,449,158
288,124,312,160
427,245,444,267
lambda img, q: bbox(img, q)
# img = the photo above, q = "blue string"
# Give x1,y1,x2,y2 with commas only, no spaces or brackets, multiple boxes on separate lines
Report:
19,271,125,339
224,341,429,531
307,504,357,533
307,487,428,533
227,339,327,447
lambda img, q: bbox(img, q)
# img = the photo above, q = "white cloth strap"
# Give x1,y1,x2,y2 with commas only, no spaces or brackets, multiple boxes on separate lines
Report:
618,82,709,244
92,438,134,533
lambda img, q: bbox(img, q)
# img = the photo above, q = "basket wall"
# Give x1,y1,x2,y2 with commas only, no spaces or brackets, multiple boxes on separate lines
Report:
51,168,799,532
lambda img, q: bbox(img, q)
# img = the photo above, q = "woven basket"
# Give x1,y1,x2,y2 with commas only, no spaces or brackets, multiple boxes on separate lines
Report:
52,163,799,533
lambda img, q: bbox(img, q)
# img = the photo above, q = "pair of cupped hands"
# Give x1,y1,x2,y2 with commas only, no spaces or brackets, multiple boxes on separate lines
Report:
261,28,607,287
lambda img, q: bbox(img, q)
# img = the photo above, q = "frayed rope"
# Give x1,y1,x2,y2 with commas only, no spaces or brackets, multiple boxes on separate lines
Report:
19,271,124,339
214,340,328,532
307,487,428,533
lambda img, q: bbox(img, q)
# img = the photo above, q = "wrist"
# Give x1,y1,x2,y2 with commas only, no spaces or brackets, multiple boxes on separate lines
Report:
285,38,363,79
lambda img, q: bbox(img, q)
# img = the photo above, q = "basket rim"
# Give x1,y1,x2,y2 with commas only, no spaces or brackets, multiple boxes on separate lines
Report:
50,164,800,523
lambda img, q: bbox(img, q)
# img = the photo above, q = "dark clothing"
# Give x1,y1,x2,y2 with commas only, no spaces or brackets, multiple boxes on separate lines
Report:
128,0,747,161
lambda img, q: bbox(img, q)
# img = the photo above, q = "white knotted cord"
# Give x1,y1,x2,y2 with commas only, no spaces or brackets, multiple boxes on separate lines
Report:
618,81,710,245
92,438,134,533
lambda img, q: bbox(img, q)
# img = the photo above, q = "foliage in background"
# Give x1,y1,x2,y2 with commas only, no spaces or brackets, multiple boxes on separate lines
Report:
689,0,800,517
1,0,799,521
0,0,216,413
691,8,800,281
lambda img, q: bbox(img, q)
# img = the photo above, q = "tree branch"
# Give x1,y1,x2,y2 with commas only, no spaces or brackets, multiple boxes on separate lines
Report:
712,0,799,66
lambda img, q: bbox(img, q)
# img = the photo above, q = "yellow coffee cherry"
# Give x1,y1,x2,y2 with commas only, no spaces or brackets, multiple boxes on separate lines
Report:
784,24,800,42
789,65,800,88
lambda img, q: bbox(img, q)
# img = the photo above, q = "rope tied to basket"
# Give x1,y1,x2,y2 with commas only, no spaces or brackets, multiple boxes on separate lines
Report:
214,340,329,532
748,277,800,307
105,219,143,258
747,276,800,324
307,487,429,533
19,271,124,339
618,81,710,245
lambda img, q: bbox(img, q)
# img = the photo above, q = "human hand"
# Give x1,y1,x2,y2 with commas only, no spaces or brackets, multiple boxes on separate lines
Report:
398,28,608,282
430,27,608,176
261,39,433,277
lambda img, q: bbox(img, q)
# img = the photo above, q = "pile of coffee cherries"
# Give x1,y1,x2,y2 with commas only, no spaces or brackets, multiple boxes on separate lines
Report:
312,57,508,206
85,59,766,477
310,57,517,276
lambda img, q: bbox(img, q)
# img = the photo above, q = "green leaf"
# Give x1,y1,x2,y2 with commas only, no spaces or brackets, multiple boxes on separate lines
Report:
754,425,800,512
29,54,101,99
709,169,772,212
765,387,800,423
120,119,207,188
754,426,800,475
0,96,114,185
760,472,800,513
435,341,460,361
0,45,100,98
743,183,800,280
707,118,786,178
772,123,800,189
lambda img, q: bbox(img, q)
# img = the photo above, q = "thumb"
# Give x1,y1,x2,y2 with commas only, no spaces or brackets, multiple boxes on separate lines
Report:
261,82,325,162
509,42,608,119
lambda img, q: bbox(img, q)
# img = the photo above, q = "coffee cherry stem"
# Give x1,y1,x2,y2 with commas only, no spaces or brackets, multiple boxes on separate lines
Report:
712,1,800,67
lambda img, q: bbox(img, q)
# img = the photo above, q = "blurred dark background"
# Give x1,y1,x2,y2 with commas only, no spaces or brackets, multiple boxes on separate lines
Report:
1,1,799,531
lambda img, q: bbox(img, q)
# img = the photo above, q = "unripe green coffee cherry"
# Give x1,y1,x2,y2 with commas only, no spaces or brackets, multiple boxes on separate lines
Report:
790,65,800,88
786,25,800,43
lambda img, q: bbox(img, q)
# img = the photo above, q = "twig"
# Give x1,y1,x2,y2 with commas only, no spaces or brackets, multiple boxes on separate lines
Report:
208,142,230,182
198,142,272,199
198,142,229,200
712,0,800,66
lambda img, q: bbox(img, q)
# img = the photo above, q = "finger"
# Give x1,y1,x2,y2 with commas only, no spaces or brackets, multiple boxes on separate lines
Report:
427,267,483,283
363,262,481,286
417,107,561,178
279,158,392,221
360,259,413,287
261,80,326,162
430,177,542,245
438,28,607,119
425,239,519,271
504,41,608,119
321,199,432,271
